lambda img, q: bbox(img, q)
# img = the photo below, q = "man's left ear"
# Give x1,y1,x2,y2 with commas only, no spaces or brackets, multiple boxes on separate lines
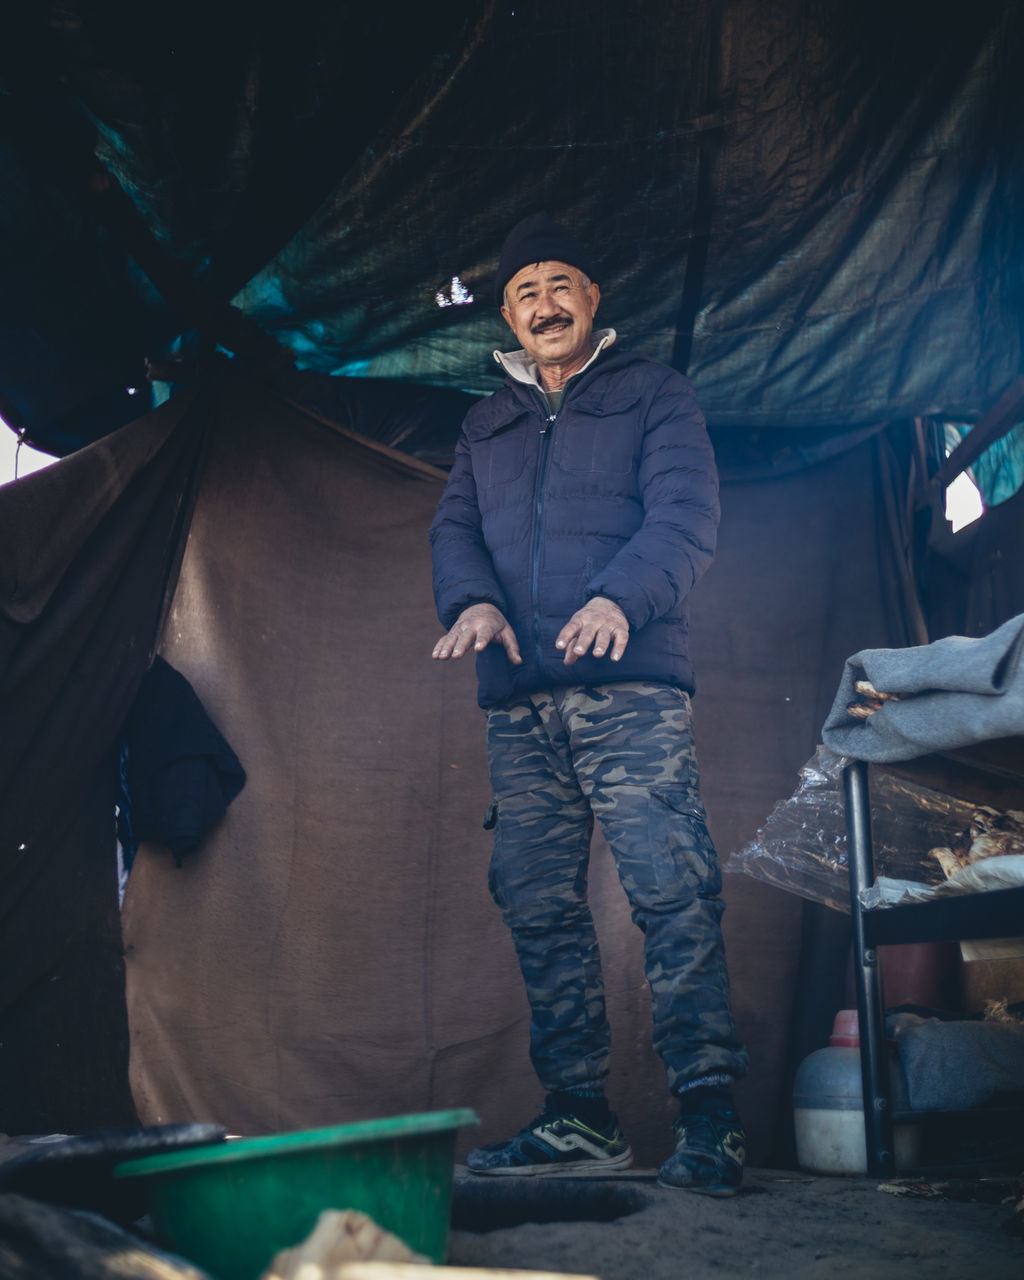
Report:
587,281,601,316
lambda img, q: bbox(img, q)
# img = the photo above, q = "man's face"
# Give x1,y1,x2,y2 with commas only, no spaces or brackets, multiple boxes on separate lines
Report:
500,261,601,374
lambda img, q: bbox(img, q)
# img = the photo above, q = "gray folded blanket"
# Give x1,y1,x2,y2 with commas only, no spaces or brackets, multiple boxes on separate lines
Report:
890,1013,1024,1111
822,613,1024,762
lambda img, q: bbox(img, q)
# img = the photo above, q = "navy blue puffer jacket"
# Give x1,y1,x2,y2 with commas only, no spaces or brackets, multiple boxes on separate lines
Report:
429,341,720,708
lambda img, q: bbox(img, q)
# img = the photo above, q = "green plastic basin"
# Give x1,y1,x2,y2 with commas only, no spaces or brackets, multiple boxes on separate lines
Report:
114,1108,478,1280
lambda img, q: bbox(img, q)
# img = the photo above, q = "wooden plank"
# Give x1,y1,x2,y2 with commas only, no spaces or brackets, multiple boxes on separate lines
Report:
863,884,1024,946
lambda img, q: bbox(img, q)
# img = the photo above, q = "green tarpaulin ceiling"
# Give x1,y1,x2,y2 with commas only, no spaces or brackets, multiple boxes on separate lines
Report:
1,1,1022,457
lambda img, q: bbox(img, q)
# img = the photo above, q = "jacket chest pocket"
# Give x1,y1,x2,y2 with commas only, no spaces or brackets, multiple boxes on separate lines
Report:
476,426,527,488
552,417,636,474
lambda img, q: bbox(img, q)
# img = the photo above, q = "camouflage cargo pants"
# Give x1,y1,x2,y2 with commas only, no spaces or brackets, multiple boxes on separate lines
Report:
485,681,748,1095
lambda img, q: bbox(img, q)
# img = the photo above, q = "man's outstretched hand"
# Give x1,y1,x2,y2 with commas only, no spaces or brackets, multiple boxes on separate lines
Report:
556,596,629,665
432,603,522,664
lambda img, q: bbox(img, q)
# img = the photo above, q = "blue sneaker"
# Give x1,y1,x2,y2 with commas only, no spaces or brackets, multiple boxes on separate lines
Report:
656,1109,745,1196
465,1100,633,1177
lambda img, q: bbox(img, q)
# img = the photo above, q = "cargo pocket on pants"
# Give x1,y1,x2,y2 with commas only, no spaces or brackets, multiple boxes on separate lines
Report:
486,792,531,908
647,789,722,900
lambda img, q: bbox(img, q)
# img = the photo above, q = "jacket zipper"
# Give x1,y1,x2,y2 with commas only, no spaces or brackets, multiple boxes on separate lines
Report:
528,363,589,667
531,406,557,667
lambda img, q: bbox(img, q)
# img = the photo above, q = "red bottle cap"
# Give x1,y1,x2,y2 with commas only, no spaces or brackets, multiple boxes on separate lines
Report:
828,1009,860,1047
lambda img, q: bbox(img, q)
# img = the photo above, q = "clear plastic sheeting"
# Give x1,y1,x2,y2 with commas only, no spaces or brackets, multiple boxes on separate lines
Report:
726,746,978,914
861,855,1024,910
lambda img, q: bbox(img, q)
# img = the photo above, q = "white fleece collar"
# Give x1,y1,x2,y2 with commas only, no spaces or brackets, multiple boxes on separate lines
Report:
493,328,617,390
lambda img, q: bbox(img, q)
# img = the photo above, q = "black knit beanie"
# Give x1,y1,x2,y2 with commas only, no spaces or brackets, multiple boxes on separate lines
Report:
494,212,599,305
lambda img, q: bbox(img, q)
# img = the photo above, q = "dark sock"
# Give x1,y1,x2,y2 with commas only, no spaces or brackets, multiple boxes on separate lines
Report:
678,1084,735,1117
550,1088,611,1128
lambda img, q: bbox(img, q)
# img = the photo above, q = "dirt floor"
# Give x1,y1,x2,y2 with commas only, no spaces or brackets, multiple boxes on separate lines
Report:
446,1167,1023,1280
1,1137,1020,1278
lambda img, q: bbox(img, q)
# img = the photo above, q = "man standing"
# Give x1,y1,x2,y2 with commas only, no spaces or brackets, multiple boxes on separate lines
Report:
429,213,748,1194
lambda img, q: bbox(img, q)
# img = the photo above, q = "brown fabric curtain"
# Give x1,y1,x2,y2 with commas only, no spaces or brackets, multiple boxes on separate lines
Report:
1,368,904,1156
121,381,902,1164
121,380,669,1157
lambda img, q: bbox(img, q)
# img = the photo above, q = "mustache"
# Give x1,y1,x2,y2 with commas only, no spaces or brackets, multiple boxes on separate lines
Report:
531,315,572,334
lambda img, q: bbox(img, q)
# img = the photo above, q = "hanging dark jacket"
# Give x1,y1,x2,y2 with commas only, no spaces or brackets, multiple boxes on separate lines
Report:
429,333,720,708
